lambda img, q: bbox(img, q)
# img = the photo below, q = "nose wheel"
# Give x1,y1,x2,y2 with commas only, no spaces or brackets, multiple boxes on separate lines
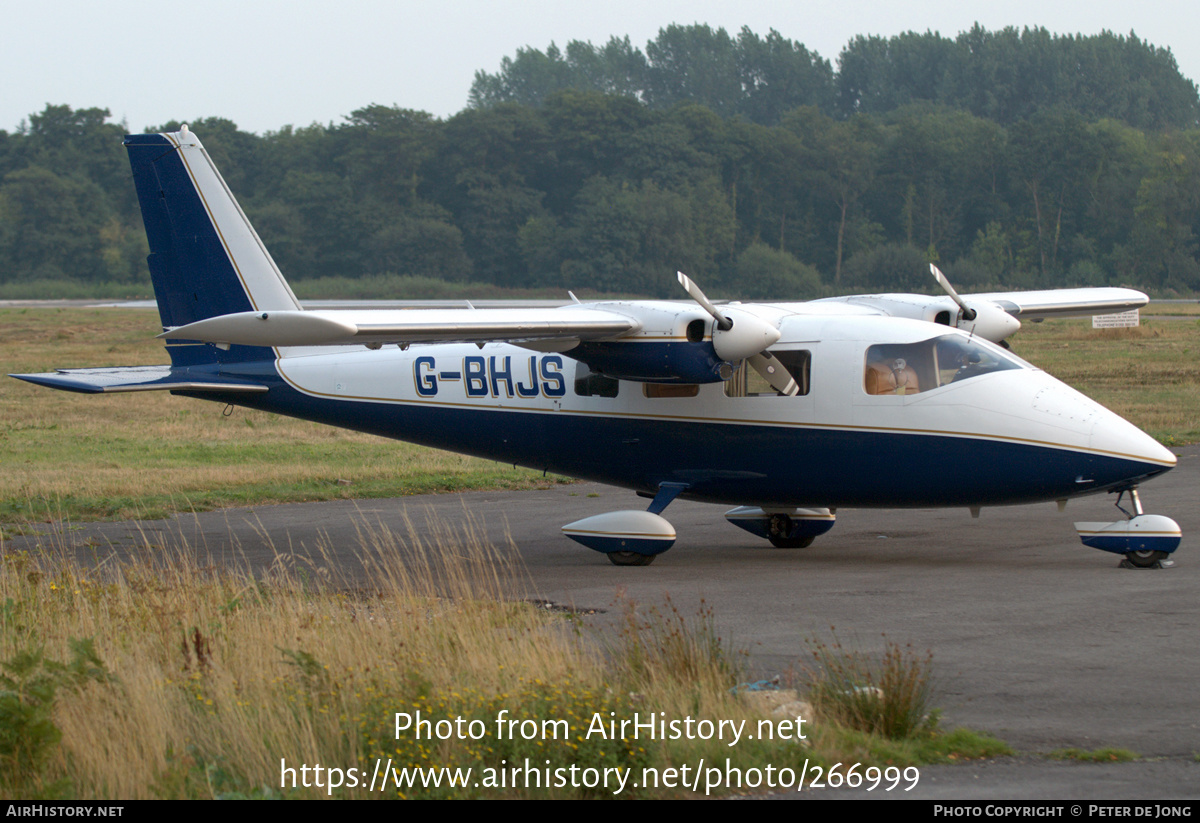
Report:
1123,549,1171,569
1074,488,1181,569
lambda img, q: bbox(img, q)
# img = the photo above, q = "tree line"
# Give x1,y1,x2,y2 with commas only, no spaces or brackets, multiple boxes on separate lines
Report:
1,24,1199,299
472,24,1199,130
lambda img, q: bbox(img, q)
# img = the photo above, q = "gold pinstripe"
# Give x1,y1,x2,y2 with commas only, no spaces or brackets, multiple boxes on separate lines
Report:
273,364,1175,468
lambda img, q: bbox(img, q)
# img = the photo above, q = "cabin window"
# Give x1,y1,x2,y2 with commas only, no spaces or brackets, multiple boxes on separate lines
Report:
724,350,811,397
574,363,619,397
864,335,1023,396
643,383,700,398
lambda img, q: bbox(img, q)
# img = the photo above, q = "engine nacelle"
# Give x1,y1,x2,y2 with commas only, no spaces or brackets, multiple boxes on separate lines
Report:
568,302,729,383
568,339,729,383
951,300,1021,343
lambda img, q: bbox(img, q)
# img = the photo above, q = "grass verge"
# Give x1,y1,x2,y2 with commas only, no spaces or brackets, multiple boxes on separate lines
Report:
1,517,1004,799
1014,316,1200,444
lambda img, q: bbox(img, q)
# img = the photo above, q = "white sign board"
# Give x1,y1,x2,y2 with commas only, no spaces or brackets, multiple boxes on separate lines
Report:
1092,309,1140,329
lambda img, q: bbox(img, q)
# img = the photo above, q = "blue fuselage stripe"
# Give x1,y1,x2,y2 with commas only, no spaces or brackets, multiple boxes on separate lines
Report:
180,367,1169,508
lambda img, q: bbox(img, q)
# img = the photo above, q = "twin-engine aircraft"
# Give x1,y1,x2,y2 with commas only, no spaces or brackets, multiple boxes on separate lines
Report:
12,128,1182,567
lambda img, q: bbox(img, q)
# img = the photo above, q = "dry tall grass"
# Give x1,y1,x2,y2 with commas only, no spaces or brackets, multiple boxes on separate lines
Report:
1,515,848,798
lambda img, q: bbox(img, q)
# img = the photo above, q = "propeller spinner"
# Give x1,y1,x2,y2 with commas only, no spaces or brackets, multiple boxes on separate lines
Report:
676,272,796,395
929,264,1020,343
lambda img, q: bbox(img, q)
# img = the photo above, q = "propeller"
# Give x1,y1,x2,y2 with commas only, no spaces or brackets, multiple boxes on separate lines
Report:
930,264,976,321
929,264,1021,343
677,271,733,331
748,352,800,396
677,272,795,395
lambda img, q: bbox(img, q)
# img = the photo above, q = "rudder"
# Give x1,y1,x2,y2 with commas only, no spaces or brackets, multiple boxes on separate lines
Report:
125,128,300,364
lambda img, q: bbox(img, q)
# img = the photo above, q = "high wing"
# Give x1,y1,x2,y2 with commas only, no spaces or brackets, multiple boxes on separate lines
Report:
158,306,641,349
810,268,1147,344
966,287,1148,319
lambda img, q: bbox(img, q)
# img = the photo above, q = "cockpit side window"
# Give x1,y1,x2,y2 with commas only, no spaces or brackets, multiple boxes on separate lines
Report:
574,363,619,398
724,350,811,397
864,345,928,395
864,336,1022,396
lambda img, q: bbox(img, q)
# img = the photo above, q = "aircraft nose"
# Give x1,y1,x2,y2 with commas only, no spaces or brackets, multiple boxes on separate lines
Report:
1027,375,1174,489
1090,408,1176,475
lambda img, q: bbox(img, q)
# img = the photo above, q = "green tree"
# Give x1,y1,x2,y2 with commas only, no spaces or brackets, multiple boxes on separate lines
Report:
0,166,111,283
643,24,744,117
784,108,883,284
1132,132,1200,290
731,240,821,298
1007,110,1100,279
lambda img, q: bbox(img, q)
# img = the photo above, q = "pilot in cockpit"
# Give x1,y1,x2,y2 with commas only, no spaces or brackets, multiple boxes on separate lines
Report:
865,355,920,395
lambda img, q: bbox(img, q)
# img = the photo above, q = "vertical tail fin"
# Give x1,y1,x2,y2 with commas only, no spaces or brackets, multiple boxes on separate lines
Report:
125,127,300,364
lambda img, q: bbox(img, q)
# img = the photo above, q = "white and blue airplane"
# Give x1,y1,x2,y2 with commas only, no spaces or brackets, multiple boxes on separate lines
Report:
11,127,1182,567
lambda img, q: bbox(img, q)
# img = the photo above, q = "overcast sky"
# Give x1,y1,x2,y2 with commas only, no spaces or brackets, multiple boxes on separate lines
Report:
3,0,1198,135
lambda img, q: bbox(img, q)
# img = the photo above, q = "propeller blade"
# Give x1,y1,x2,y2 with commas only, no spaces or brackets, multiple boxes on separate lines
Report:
748,352,799,396
930,264,977,321
677,271,732,331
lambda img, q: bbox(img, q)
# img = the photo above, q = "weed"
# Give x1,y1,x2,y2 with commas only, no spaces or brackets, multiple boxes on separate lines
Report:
0,516,1005,798
0,638,111,798
613,594,742,693
804,631,936,740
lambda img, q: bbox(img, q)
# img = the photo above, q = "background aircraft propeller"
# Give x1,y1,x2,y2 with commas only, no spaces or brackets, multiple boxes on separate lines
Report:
931,263,977,321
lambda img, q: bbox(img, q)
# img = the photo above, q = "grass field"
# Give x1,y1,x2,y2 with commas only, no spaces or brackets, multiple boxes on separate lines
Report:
0,308,562,524
1013,314,1200,444
2,307,1197,525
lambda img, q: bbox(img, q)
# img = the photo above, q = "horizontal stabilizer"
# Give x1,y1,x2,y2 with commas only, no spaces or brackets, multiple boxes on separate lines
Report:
10,366,268,395
158,308,641,348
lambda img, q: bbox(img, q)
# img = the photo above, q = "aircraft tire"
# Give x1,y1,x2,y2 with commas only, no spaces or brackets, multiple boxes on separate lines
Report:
1124,549,1169,568
607,551,657,566
768,535,816,549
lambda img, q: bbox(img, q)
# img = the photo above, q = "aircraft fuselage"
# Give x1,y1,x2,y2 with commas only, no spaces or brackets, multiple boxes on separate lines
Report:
182,314,1173,511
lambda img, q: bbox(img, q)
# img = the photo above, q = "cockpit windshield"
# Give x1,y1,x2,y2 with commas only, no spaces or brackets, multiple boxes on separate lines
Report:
864,335,1025,396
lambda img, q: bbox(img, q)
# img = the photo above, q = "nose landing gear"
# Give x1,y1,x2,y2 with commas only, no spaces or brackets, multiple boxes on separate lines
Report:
1074,488,1181,569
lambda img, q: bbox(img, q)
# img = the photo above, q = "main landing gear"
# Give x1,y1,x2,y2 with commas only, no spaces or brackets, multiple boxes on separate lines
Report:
561,490,842,565
767,514,816,548
606,551,658,567
1074,488,1181,569
724,506,837,548
560,483,689,566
